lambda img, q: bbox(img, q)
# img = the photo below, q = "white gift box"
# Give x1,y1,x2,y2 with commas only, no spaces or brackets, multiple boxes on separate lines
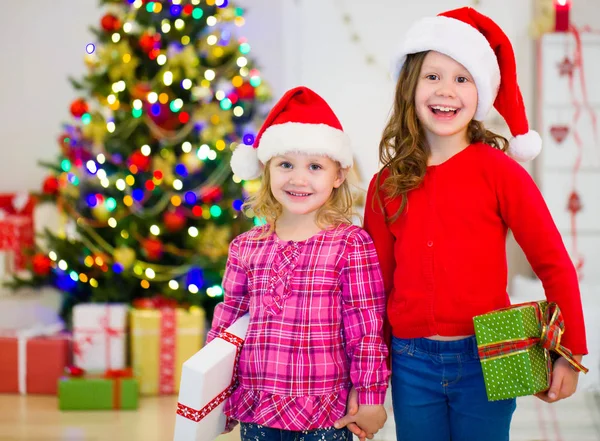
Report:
72,303,127,371
173,314,249,441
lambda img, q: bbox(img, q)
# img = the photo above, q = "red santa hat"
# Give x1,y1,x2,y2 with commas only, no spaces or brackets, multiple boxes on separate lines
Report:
392,7,542,162
230,86,353,180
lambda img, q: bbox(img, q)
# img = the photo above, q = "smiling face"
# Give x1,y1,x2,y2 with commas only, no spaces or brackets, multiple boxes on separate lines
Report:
268,152,346,223
415,50,478,146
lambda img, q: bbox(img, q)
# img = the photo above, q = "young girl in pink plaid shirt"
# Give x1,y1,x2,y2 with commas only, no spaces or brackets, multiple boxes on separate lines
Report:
206,86,390,441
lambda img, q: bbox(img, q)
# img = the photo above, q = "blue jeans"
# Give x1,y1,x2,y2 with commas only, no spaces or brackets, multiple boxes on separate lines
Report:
391,336,516,441
240,423,351,441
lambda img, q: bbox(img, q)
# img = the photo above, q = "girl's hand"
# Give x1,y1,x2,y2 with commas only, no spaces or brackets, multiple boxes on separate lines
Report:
535,355,582,403
333,387,374,441
352,404,387,435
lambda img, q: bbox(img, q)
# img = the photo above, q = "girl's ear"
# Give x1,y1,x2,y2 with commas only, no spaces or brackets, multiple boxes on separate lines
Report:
333,167,349,189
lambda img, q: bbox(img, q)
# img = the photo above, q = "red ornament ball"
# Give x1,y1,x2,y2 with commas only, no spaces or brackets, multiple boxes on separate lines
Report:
70,98,89,118
131,82,152,100
32,253,52,276
139,32,161,53
42,176,59,195
144,101,182,131
236,82,256,100
100,14,121,32
142,238,164,261
129,151,152,172
163,211,187,233
201,186,223,203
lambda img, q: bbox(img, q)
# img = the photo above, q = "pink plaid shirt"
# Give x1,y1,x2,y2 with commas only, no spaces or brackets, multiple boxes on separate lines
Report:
206,223,389,431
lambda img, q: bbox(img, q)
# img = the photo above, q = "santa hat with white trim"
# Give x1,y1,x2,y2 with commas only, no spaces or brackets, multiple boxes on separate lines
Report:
392,7,541,162
230,86,353,180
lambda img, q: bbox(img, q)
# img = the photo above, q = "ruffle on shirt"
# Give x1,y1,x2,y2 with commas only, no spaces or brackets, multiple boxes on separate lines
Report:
225,385,350,431
263,241,301,316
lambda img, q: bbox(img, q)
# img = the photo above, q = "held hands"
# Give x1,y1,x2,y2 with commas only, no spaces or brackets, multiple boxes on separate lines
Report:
535,355,582,403
333,387,386,440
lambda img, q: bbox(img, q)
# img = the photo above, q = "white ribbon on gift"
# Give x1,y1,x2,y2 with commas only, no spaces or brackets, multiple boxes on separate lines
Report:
7,322,65,394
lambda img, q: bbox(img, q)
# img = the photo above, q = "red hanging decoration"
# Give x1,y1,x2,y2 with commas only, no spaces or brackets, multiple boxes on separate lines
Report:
549,125,570,144
236,82,256,100
163,210,187,233
32,253,52,276
560,24,599,280
128,151,152,172
100,14,121,32
142,237,164,261
139,32,161,54
42,176,59,195
557,57,575,77
70,98,89,118
567,191,582,214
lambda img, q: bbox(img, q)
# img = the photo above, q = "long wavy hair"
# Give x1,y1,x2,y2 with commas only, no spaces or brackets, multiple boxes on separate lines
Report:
244,159,355,238
376,51,509,222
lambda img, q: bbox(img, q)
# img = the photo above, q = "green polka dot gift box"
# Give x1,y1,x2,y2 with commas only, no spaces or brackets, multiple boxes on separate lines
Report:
473,301,587,402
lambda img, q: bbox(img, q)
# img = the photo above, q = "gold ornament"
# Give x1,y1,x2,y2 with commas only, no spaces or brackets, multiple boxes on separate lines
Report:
81,113,107,145
181,151,204,173
152,155,175,186
254,83,272,102
196,224,231,262
198,30,238,65
91,203,110,222
220,7,235,21
196,103,234,143
113,246,136,269
98,41,139,82
163,45,199,80
242,179,262,195
84,53,100,69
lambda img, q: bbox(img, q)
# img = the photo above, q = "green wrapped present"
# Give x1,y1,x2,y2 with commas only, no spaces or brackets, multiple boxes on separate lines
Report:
58,368,138,410
473,301,587,401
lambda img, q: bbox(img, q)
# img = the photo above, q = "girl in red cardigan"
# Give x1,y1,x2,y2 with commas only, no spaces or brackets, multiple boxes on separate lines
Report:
336,7,588,441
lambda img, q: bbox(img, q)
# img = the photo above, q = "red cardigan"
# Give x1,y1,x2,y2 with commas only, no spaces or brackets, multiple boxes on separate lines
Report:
364,143,588,354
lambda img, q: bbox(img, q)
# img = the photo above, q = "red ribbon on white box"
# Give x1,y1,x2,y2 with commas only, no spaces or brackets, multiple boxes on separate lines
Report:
73,305,124,369
176,331,244,423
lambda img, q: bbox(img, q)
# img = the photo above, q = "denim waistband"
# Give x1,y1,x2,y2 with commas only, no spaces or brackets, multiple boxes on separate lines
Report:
393,335,479,358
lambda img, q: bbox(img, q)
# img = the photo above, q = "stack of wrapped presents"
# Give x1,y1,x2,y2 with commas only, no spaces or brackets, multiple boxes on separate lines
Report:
0,298,206,412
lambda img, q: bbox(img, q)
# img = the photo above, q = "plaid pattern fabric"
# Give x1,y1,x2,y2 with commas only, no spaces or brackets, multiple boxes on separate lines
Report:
206,224,390,431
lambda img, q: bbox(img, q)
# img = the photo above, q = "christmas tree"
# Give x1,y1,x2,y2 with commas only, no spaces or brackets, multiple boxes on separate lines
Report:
10,0,270,320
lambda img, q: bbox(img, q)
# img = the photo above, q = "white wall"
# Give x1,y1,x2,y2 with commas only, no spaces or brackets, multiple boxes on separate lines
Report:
2,0,599,190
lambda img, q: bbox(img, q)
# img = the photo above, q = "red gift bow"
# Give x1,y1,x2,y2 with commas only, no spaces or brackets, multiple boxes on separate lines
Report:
73,306,125,369
176,331,244,427
132,295,178,310
478,302,588,374
65,366,134,409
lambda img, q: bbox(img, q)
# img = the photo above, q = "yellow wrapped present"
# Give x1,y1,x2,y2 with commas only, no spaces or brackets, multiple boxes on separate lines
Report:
130,300,205,395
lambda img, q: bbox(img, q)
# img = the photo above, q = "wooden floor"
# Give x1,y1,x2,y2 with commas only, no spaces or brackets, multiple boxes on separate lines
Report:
0,392,599,441
0,394,238,441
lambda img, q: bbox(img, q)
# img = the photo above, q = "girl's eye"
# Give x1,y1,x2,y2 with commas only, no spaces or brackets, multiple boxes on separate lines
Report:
426,74,439,81
309,164,322,171
279,161,292,169
457,76,469,83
